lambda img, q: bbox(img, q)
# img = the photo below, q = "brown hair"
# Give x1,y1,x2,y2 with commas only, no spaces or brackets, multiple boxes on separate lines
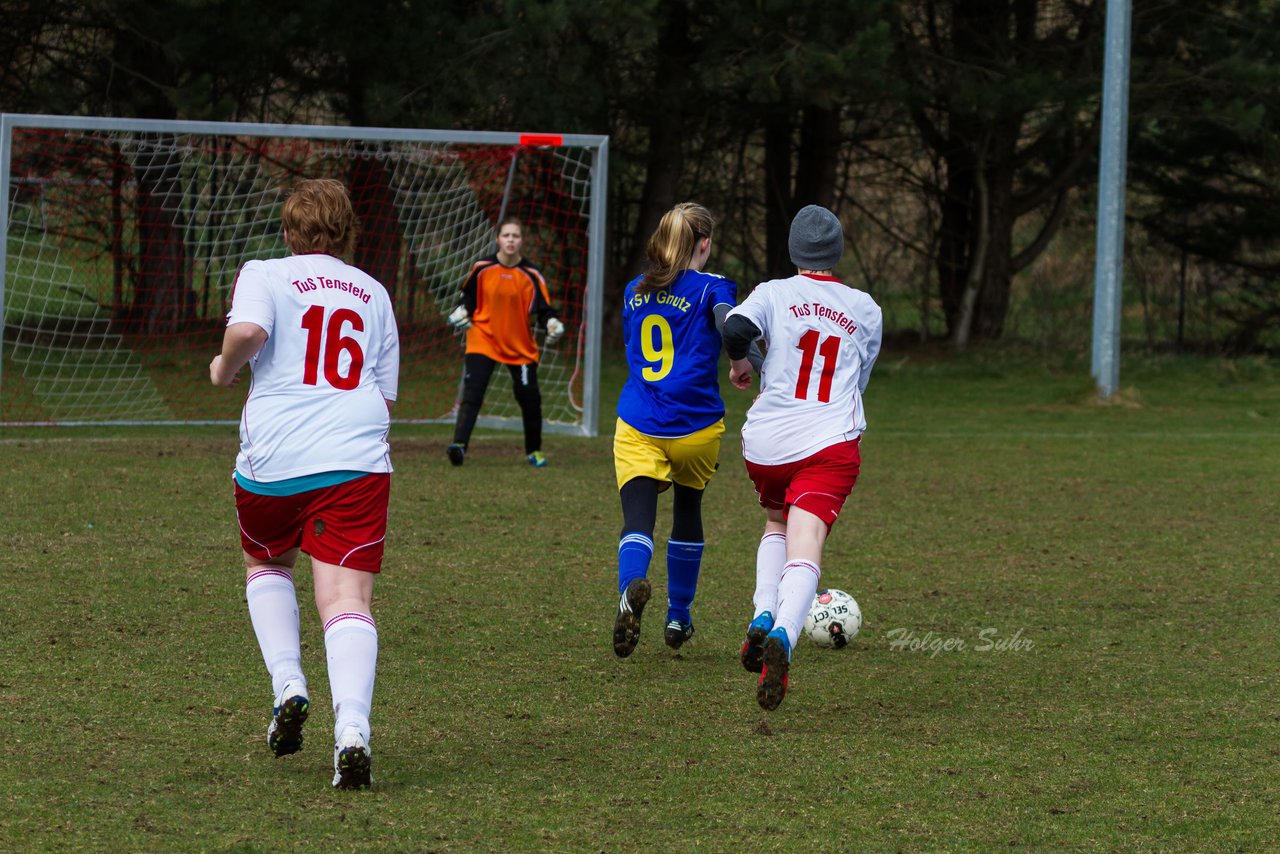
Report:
637,202,714,294
497,216,523,234
282,178,358,257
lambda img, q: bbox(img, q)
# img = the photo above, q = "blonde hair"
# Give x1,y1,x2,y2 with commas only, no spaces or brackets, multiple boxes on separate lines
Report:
282,178,358,257
638,202,715,294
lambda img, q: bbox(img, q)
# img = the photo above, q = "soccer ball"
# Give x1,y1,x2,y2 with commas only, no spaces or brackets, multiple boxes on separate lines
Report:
804,589,861,648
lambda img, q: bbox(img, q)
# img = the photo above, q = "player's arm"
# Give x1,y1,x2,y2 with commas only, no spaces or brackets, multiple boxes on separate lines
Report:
210,322,267,387
722,313,762,389
449,264,483,331
376,312,401,409
460,264,481,314
714,303,763,372
527,266,564,345
859,306,884,393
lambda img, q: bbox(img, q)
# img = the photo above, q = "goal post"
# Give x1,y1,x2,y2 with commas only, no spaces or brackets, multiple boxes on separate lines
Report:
0,114,608,435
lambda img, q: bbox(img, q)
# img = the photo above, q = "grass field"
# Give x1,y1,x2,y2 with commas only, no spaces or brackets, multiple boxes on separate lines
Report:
2,345,1278,851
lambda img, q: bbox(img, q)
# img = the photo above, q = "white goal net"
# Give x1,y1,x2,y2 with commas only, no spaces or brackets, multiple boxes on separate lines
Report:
0,115,607,434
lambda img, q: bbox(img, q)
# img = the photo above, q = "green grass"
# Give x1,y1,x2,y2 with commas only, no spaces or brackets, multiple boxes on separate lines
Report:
2,346,1278,851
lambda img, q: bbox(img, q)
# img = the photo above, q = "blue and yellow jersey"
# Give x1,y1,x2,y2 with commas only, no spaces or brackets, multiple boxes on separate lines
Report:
616,269,737,437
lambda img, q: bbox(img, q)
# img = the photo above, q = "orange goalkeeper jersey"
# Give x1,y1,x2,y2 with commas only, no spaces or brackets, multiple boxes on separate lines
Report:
461,255,557,364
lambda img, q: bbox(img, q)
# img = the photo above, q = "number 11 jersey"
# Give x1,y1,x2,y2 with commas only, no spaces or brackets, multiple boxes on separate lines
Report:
728,273,882,466
227,253,400,482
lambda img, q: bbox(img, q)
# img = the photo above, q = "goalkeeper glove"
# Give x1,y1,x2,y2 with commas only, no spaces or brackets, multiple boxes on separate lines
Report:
447,306,472,332
544,317,565,347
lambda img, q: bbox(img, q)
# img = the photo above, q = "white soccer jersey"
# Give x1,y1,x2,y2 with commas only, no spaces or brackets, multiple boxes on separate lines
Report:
728,273,882,466
226,253,400,481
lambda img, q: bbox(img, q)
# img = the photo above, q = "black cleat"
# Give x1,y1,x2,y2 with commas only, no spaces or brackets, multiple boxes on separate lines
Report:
664,619,695,650
757,629,792,712
267,694,309,757
612,577,651,658
740,611,774,673
332,730,373,790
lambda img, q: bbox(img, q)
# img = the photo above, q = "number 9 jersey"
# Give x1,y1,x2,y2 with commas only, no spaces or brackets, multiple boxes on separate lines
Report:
227,254,400,482
727,273,882,466
616,269,738,438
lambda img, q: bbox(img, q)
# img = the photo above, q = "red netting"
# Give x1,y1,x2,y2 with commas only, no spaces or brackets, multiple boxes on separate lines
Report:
2,125,598,426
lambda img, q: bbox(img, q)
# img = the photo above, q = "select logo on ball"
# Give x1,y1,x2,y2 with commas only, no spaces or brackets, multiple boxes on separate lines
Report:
804,588,862,648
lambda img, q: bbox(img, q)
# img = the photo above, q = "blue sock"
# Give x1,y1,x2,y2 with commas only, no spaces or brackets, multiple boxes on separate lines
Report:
618,532,654,595
665,539,704,623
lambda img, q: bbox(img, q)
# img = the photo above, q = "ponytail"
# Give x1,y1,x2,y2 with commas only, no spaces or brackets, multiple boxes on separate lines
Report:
636,202,715,294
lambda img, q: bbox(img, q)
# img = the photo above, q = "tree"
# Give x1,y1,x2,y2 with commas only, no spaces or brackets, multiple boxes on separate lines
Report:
893,0,1102,342
688,0,896,281
1126,0,1280,351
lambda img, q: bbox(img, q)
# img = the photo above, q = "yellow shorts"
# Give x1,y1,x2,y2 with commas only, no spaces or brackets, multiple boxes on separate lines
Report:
613,417,725,492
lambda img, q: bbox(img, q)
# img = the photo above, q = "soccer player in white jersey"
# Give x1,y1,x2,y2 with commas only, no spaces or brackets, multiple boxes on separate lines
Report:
722,205,883,711
209,178,400,788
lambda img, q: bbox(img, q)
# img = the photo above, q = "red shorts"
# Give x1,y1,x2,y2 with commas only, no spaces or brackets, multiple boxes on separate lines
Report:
744,439,861,529
235,473,391,573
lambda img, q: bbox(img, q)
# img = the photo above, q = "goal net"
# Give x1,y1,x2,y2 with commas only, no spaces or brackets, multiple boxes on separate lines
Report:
0,115,608,434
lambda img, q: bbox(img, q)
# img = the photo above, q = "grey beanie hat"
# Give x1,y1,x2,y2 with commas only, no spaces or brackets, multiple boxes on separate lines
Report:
788,205,844,270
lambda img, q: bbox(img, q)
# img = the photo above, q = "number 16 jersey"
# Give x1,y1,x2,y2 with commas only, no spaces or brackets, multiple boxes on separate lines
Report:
617,269,737,438
727,273,882,466
227,253,400,482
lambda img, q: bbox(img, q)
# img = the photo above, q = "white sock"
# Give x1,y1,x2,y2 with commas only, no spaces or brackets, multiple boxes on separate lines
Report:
324,612,378,745
775,559,821,649
245,567,306,700
753,532,787,619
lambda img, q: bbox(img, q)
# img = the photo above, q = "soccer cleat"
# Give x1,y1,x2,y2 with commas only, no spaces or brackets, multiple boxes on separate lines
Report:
757,627,792,711
528,450,548,467
663,619,695,650
446,444,466,466
612,577,651,658
332,728,373,790
266,686,309,757
740,611,774,673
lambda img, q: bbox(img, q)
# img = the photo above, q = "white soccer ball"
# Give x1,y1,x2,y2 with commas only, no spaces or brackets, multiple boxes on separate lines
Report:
804,588,861,648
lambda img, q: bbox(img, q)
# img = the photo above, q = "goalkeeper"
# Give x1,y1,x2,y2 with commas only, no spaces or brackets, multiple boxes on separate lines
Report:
446,216,564,468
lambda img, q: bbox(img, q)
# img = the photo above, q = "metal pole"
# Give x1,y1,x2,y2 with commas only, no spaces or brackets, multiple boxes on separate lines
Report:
582,137,608,438
1091,0,1133,399
0,114,11,409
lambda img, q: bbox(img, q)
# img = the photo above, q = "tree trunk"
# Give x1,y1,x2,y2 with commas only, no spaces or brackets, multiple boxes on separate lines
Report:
130,133,191,334
794,106,840,211
624,125,683,283
607,2,695,344
952,148,989,350
763,109,794,280
936,148,974,335
622,0,694,284
936,120,1024,341
349,151,401,304
971,127,1018,338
